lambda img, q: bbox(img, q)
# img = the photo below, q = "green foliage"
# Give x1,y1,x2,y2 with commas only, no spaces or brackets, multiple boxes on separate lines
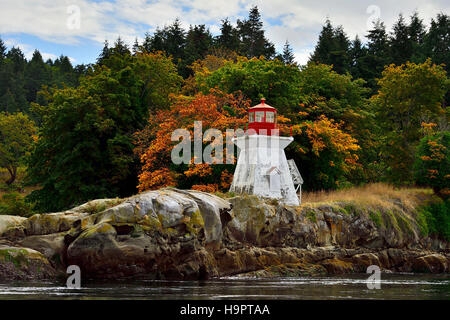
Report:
0,112,36,185
310,20,351,74
417,200,450,241
26,51,182,212
369,211,383,227
414,131,449,198
373,59,448,185
200,56,302,113
0,192,34,217
0,42,86,116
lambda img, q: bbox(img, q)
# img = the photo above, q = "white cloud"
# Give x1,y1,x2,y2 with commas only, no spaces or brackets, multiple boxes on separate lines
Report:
0,0,448,65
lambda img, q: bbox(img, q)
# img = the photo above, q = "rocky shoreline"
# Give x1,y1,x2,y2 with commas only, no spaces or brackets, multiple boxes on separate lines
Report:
0,188,448,281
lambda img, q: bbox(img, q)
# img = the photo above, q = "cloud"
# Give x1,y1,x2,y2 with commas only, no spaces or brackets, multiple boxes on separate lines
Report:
0,0,448,65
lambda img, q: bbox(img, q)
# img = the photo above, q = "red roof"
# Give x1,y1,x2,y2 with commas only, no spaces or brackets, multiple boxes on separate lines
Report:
249,98,277,111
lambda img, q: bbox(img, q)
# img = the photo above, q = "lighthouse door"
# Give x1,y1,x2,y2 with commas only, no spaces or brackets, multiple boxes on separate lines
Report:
268,167,281,192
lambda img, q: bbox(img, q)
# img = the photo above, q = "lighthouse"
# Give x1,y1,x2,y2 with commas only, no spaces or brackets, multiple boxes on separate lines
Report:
229,98,302,206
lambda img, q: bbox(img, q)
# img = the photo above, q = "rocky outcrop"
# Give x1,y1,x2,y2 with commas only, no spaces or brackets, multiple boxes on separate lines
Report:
0,188,448,280
0,243,57,280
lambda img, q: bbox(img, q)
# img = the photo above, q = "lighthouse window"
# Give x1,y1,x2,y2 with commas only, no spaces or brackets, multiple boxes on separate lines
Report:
266,111,274,123
249,112,254,123
255,111,264,122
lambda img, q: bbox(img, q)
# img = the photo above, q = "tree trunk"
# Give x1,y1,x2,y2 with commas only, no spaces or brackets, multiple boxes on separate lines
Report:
5,166,16,185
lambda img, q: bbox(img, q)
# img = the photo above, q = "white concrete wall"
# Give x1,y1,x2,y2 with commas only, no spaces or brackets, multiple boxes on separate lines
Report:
230,135,299,206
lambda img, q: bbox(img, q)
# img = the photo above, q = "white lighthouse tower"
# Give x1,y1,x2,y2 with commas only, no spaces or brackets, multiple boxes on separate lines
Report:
230,99,302,206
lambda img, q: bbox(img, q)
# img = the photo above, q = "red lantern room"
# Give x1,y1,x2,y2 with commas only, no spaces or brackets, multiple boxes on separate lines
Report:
248,98,278,135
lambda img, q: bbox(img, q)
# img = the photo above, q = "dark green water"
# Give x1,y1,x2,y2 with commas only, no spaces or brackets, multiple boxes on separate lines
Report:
0,273,449,300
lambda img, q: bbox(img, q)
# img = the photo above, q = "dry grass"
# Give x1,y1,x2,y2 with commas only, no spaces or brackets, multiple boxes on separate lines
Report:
301,183,434,212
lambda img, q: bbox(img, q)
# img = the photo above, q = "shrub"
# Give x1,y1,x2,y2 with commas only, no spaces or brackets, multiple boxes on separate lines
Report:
414,131,449,199
0,192,34,217
417,200,450,241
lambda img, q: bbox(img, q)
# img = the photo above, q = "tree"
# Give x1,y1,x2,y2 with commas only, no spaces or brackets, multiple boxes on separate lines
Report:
408,11,426,63
165,19,186,63
0,112,36,185
237,6,275,59
310,20,351,74
97,40,112,65
297,63,369,129
349,35,367,80
310,19,335,66
360,19,391,91
27,52,182,212
288,115,361,190
199,56,302,114
414,130,449,199
24,50,51,103
280,40,295,65
215,18,240,52
424,13,450,73
373,59,448,184
135,91,249,192
0,47,28,113
182,25,213,77
331,26,351,74
390,14,412,65
0,37,6,60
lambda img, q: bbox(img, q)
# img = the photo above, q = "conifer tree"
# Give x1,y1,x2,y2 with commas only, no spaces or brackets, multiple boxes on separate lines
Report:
132,37,140,54
390,14,412,65
237,6,275,58
349,35,367,80
310,19,335,65
281,40,295,65
424,13,449,72
408,12,426,63
97,40,111,64
216,18,240,52
0,37,6,60
364,19,390,90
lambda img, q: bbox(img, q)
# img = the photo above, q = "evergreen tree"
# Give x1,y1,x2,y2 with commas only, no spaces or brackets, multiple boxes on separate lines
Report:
6,47,27,73
409,11,426,63
52,55,77,87
424,13,450,72
2,47,28,112
24,50,51,103
216,18,240,52
165,19,186,63
310,19,335,65
132,37,140,54
142,28,166,53
349,35,367,80
310,20,351,73
182,24,213,77
390,14,412,65
331,26,351,74
97,40,111,65
111,37,130,56
0,37,6,60
237,6,275,58
363,19,391,91
280,40,295,65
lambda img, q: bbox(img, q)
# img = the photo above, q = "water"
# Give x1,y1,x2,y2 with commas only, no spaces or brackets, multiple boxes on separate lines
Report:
0,273,449,300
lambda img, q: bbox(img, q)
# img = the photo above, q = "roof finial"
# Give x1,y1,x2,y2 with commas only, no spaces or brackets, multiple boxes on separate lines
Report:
261,97,266,105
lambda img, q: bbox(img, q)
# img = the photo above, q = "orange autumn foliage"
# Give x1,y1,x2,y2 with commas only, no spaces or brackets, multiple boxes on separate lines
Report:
303,115,360,172
135,90,249,192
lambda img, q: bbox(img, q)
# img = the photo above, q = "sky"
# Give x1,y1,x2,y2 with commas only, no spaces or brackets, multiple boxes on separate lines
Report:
0,0,448,66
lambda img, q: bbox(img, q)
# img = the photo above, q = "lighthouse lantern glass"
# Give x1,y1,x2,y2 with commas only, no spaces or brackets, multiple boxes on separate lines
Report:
266,111,274,123
255,111,264,122
249,112,254,123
